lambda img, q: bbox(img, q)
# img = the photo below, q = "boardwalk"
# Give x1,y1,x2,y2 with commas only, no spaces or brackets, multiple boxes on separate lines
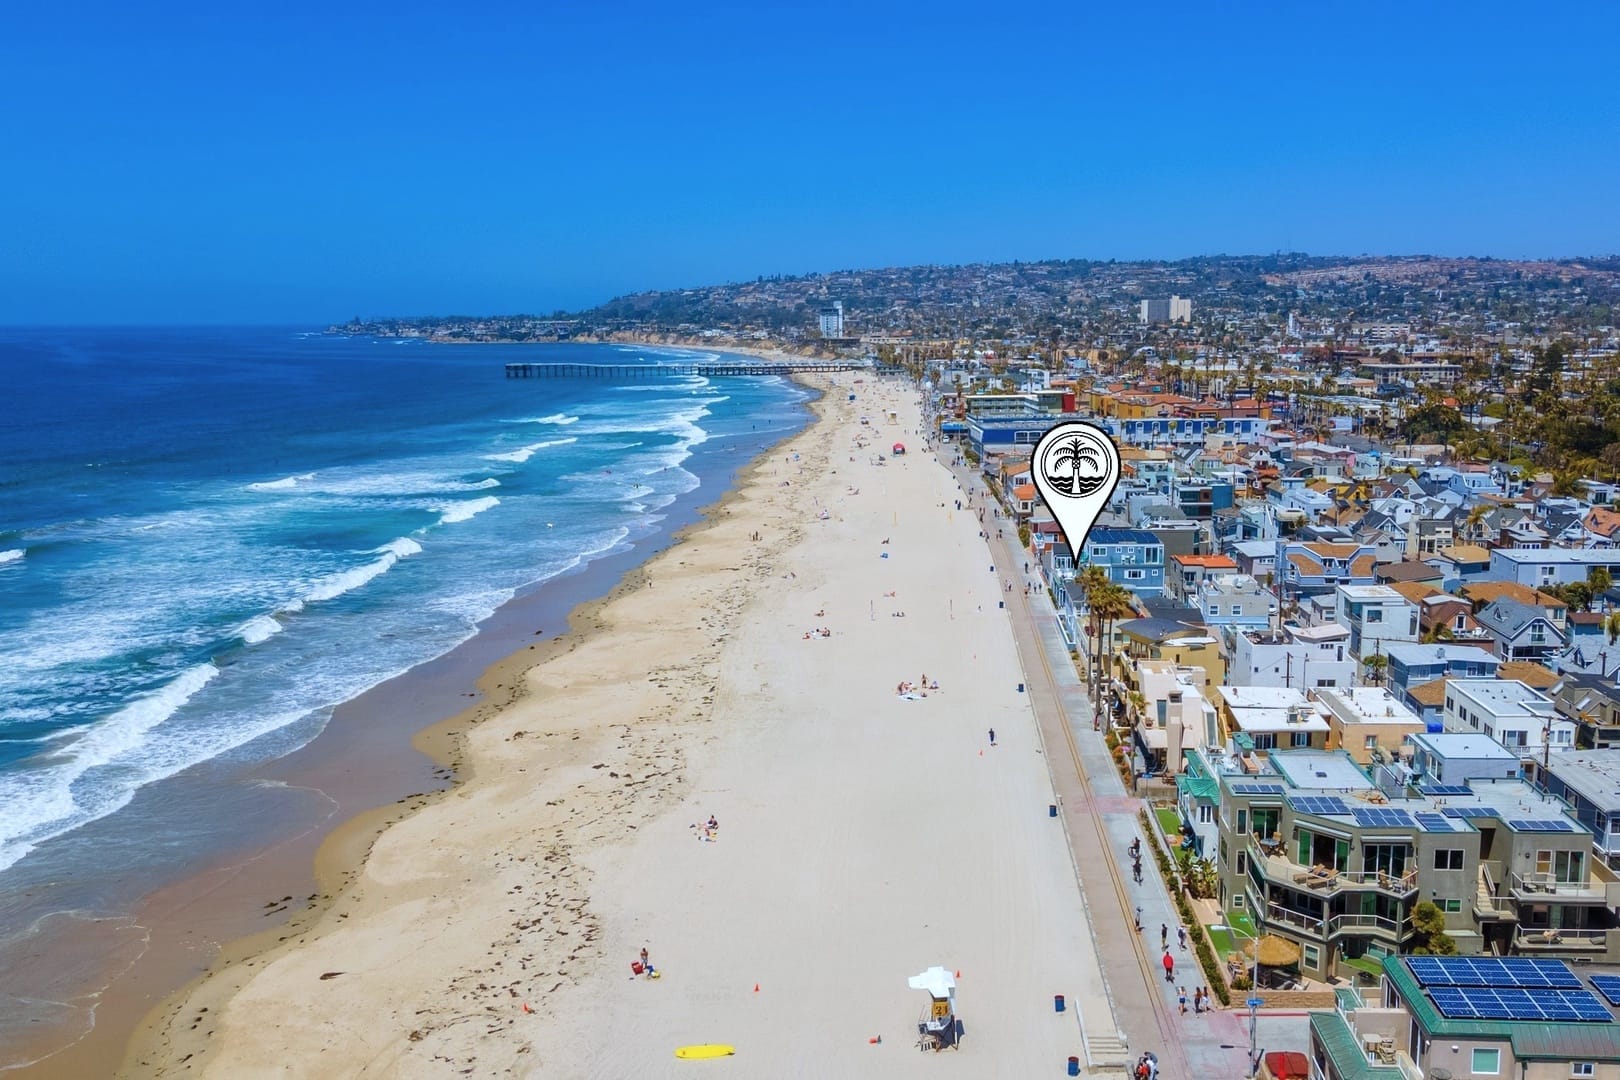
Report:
503,360,863,378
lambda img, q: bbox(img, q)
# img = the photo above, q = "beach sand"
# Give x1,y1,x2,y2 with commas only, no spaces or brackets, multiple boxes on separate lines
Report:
125,377,1118,1077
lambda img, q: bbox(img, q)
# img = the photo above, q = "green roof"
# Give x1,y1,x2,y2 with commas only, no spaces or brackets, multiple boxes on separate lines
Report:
1310,1011,1404,1080
1176,772,1218,800
1382,956,1620,1060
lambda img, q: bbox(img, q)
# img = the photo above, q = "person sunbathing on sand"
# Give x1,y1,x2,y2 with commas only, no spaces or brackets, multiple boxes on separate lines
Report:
814,609,825,617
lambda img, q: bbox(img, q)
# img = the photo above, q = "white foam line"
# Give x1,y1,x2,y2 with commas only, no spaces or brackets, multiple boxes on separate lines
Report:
0,549,24,566
435,496,499,525
483,436,576,464
303,537,422,604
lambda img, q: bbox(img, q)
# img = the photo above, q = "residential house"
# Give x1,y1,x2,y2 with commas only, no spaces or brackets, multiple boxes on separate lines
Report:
1315,687,1426,765
1428,544,1494,587
1113,618,1224,690
1226,623,1355,690
1119,659,1216,774
1197,574,1274,630
1462,581,1569,634
1167,553,1238,604
1335,584,1420,660
1551,673,1620,750
1385,643,1503,701
1278,541,1380,600
1490,547,1620,590
1373,560,1444,588
1443,678,1574,761
1081,527,1165,598
1583,507,1620,549
1539,750,1620,869
1230,538,1277,581
1477,598,1569,662
1213,686,1330,751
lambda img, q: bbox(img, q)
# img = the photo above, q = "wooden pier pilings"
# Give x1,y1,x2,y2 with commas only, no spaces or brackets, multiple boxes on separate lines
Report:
504,361,864,379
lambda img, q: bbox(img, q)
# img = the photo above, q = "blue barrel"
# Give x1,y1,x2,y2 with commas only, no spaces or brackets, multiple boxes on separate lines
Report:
1054,994,1065,1012
1018,682,1025,693
1049,804,1058,818
1067,1055,1080,1076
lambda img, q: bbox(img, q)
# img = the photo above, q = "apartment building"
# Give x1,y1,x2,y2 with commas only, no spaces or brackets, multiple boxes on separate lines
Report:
1198,573,1274,630
1315,687,1426,766
1443,678,1575,761
1489,548,1620,590
1335,584,1420,659
1539,750,1620,871
1278,540,1380,599
1082,527,1165,597
1167,553,1237,603
1226,623,1355,690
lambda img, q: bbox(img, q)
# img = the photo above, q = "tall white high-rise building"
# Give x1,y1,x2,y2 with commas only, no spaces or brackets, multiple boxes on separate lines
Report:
1140,296,1191,324
1169,296,1192,323
818,301,844,338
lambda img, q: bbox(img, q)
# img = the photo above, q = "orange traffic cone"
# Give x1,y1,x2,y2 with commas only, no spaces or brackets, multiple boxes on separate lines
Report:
955,970,961,979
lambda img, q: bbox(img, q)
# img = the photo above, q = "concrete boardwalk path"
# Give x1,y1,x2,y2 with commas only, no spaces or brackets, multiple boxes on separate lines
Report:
942,453,1308,1077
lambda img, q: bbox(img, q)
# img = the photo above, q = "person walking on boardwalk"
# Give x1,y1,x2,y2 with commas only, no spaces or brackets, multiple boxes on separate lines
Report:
1178,986,1187,1014
1178,925,1187,950
1162,949,1174,982
988,728,996,747
1161,924,1169,949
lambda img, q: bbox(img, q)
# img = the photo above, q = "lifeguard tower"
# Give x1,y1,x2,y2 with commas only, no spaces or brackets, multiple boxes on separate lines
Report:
909,966,960,1052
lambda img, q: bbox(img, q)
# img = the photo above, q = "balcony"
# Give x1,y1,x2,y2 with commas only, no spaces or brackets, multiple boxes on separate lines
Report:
1509,871,1620,906
1326,912,1412,941
1514,926,1610,952
1249,838,1418,898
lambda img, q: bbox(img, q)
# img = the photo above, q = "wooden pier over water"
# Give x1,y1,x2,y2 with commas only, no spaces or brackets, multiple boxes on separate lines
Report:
504,360,865,379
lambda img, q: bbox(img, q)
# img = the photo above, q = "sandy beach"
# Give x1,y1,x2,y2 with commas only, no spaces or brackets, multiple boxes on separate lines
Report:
124,376,1119,1077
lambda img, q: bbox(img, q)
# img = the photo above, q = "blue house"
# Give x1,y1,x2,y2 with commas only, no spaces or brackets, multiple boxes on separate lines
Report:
1384,642,1503,700
1083,528,1165,597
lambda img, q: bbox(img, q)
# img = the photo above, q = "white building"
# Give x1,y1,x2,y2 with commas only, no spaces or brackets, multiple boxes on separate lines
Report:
1139,296,1192,325
1442,678,1575,761
1225,622,1355,689
1169,295,1192,323
818,301,844,338
1334,584,1419,660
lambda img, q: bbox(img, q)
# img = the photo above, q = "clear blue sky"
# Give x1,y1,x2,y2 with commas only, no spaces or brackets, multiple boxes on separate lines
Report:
4,1,1618,323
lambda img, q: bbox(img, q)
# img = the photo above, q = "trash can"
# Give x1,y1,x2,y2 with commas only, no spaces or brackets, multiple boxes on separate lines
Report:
1054,994,1065,1012
1067,1055,1080,1076
998,600,1004,609
1017,682,1025,693
1049,804,1058,817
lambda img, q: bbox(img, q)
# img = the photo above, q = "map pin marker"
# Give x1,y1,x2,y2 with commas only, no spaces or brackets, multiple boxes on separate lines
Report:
1031,421,1122,563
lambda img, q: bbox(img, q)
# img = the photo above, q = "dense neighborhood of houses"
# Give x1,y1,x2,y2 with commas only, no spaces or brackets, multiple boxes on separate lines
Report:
935,353,1620,1078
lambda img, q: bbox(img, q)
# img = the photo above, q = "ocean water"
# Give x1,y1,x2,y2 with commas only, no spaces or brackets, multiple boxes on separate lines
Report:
0,329,812,884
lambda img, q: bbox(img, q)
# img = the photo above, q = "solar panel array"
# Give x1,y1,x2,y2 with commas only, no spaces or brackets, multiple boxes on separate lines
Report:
1408,956,1582,988
1233,783,1284,795
1351,807,1415,829
1511,819,1576,832
1414,812,1456,832
1289,795,1351,816
1419,783,1472,796
1428,987,1610,1022
1591,976,1620,1007
1442,806,1497,819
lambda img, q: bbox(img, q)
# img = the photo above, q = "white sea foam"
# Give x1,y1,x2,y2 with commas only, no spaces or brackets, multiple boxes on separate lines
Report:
247,472,315,492
502,412,578,426
0,549,24,566
237,614,284,645
303,537,422,604
469,477,502,489
482,436,577,464
435,496,499,525
0,663,219,873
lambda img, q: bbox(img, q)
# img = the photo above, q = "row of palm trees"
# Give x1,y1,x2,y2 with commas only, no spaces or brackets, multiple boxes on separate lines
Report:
1076,565,1138,727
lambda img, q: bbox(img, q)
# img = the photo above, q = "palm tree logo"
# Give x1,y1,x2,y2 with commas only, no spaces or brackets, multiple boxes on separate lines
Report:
1045,432,1112,497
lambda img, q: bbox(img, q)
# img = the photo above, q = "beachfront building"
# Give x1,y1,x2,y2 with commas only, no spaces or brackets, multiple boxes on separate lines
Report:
1443,678,1574,762
1225,622,1355,690
1113,618,1224,691
1335,584,1419,660
1082,527,1165,598
1310,956,1620,1080
1210,747,1620,985
1314,687,1426,766
817,301,843,338
1118,659,1216,775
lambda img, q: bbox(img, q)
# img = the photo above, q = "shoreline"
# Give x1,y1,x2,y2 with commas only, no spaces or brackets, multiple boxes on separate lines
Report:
0,352,817,1078
115,373,837,1076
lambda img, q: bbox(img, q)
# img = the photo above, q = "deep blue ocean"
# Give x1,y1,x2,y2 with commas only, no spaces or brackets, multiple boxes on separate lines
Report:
0,328,812,879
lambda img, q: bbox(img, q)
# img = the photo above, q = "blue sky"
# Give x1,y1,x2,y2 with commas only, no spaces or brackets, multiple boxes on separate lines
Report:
3,1,1618,323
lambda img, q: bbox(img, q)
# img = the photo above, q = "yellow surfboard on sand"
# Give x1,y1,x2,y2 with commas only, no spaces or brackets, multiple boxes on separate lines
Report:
674,1044,735,1059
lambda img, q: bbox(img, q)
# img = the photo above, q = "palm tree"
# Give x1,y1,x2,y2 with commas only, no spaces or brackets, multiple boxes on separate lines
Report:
1077,566,1109,703
1094,584,1137,724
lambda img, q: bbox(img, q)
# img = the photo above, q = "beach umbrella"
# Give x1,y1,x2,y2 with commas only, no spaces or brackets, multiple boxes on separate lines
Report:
1244,934,1302,967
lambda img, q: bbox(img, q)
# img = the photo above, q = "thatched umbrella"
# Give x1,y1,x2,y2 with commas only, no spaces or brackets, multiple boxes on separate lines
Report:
1244,934,1303,968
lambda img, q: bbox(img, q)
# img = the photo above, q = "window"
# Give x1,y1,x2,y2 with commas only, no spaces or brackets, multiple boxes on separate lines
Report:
1237,809,1247,833
1365,735,1379,751
1302,944,1320,969
1442,898,1462,913
1125,569,1144,581
1292,732,1310,747
1434,849,1464,871
1233,892,1245,909
1232,604,1243,616
1471,1047,1501,1075
1366,609,1384,623
1198,804,1213,824
1236,852,1248,875
1572,1063,1595,1078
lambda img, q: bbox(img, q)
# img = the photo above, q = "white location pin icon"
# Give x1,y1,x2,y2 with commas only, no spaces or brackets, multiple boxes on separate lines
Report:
1030,421,1122,563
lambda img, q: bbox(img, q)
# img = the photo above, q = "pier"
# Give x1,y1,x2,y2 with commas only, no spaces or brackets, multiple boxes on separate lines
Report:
504,360,865,379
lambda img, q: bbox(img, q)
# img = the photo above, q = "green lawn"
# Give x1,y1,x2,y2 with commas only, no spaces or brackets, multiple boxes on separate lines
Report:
1154,806,1182,839
1206,909,1256,960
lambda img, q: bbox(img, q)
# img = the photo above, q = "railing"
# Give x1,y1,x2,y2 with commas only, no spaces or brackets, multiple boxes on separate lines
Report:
1514,926,1609,950
1263,899,1325,935
1327,912,1412,939
1249,838,1418,897
1510,871,1607,903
